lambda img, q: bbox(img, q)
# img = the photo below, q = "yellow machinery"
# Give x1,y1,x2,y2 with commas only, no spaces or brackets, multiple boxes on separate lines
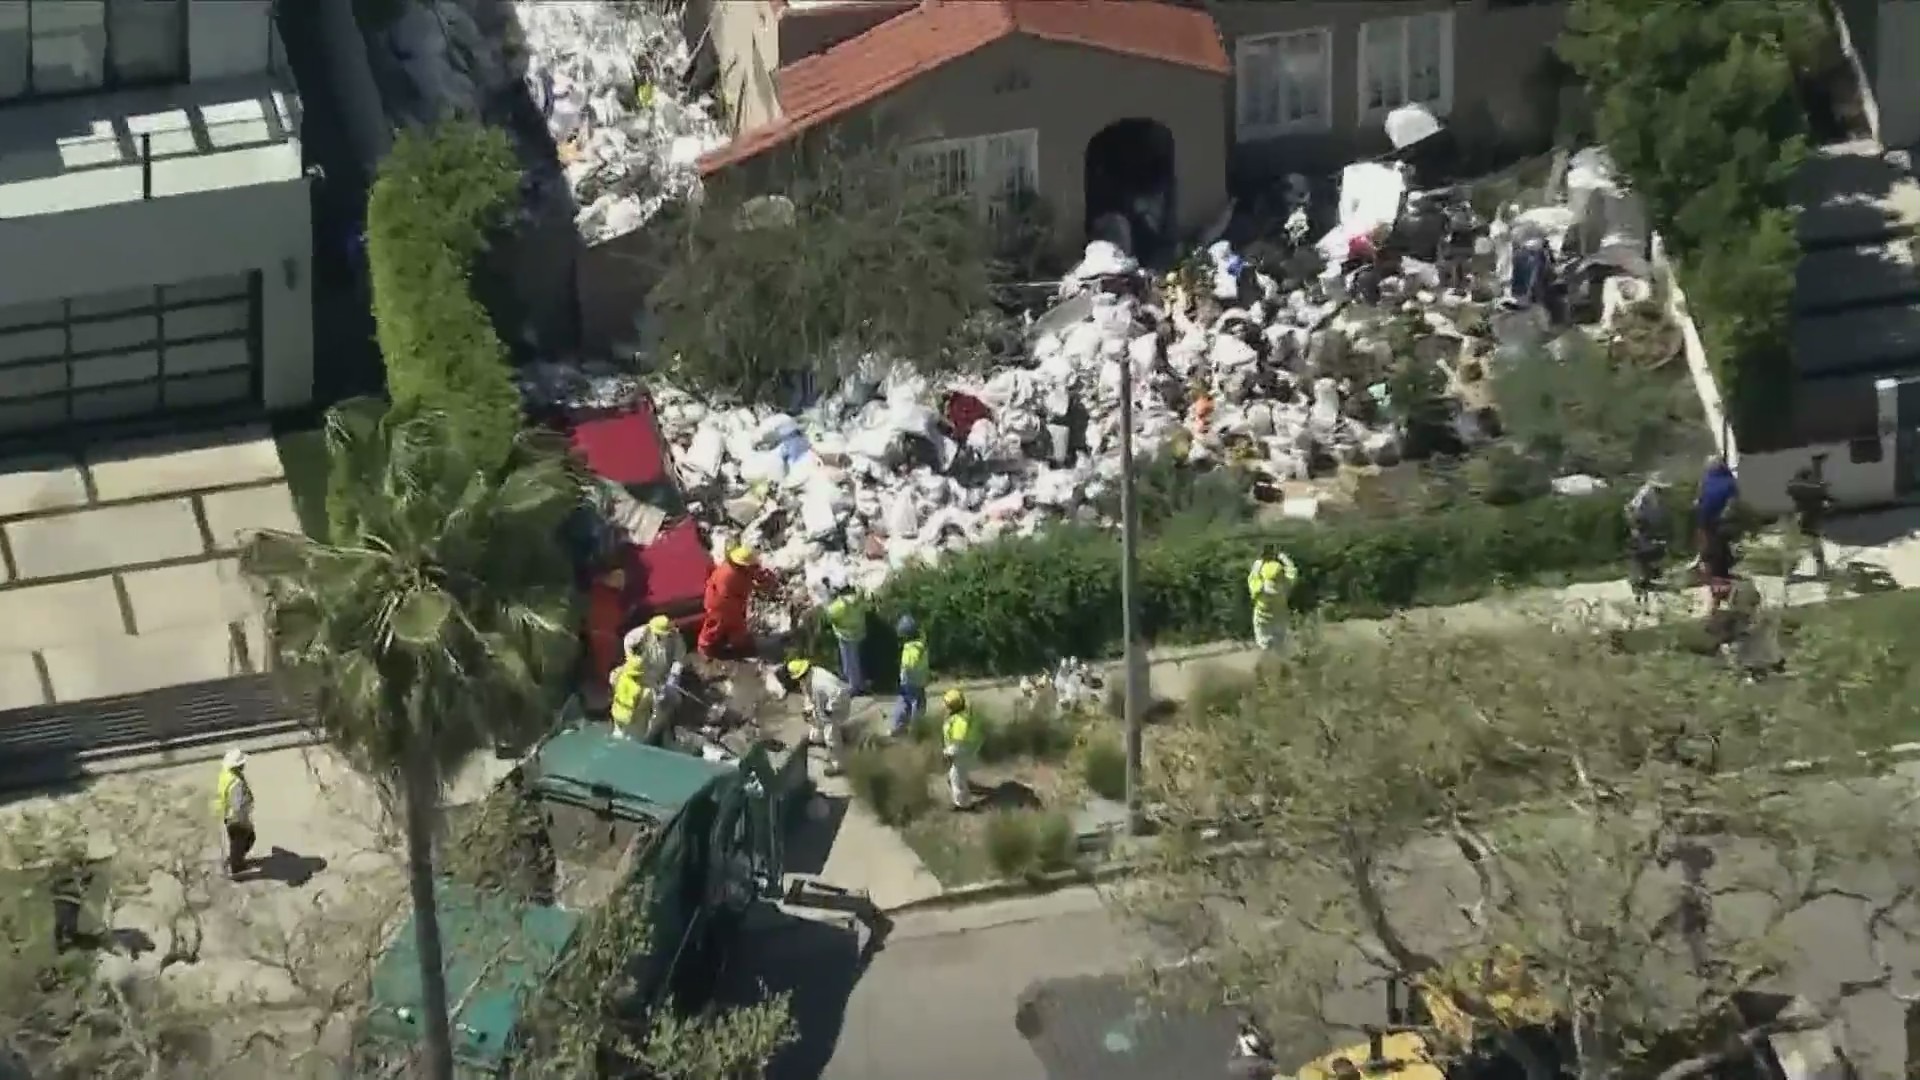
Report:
1291,947,1564,1080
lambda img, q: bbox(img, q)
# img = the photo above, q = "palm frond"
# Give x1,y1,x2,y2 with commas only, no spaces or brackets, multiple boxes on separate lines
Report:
243,399,586,791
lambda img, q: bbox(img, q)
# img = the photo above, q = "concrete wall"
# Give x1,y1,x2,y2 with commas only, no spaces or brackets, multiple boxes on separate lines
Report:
1661,234,1904,511
1879,0,1920,148
188,0,276,82
1209,0,1566,182
0,180,315,412
710,0,782,132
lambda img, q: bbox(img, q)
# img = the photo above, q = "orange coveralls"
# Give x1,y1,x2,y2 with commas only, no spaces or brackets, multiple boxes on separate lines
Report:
698,560,777,658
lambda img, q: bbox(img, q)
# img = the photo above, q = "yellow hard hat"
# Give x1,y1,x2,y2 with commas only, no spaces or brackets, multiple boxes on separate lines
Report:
786,658,812,680
943,689,967,711
728,546,755,567
648,615,671,634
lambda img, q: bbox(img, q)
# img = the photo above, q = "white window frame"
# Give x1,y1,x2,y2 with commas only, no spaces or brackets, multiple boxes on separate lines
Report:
908,128,1040,226
1233,27,1335,142
1356,10,1455,122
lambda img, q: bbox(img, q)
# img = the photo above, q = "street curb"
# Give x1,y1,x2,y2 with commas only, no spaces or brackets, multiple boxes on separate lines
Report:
880,742,1920,915
882,856,1142,915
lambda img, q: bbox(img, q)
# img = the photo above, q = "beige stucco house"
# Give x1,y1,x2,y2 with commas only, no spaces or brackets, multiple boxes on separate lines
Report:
1211,0,1570,179
689,0,1571,259
696,0,1235,265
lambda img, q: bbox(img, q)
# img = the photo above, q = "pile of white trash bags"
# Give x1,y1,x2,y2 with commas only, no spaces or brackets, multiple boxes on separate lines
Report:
645,260,1464,603
516,1,726,242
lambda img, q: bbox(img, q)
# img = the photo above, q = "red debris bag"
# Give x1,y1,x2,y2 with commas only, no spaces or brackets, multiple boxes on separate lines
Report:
943,391,993,442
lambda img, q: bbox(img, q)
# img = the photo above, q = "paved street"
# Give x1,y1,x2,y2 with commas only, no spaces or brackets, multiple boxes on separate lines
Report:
730,888,1249,1080
740,774,1920,1080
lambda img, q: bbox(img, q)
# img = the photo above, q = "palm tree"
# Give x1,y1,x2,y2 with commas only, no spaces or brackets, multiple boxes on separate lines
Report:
242,399,583,1080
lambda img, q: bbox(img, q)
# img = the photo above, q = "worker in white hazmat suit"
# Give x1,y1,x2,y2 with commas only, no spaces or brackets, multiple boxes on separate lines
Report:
1248,546,1299,651
782,658,848,777
623,615,687,737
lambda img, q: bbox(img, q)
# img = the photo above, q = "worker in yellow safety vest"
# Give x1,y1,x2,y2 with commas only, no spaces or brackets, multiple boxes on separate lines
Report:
824,583,869,695
608,653,654,739
1248,546,1299,651
941,689,981,811
212,748,256,877
891,615,930,737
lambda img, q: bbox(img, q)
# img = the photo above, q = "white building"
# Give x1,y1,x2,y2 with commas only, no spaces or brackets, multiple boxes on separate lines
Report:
0,0,312,442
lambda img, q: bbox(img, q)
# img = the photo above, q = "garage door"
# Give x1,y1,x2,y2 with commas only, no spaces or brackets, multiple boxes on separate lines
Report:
0,271,263,437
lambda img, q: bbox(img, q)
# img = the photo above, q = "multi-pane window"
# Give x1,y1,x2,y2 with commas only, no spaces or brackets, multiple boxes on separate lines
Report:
910,129,1040,226
1358,11,1453,117
1234,28,1333,141
0,0,188,103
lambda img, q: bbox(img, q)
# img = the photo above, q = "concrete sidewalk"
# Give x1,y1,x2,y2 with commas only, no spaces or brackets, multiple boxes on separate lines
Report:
0,426,300,711
23,511,1920,943
842,511,1920,735
0,743,516,1019
806,510,1920,909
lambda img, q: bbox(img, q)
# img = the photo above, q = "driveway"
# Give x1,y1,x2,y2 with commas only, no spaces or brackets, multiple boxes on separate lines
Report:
0,425,305,767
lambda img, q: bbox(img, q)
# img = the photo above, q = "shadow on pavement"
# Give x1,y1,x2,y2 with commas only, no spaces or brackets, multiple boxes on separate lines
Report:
782,794,850,878
1826,506,1920,548
723,886,890,1080
974,780,1043,812
1017,971,1241,1080
239,846,329,887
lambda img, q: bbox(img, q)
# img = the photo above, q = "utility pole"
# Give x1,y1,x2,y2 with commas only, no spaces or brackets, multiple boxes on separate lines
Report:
1118,342,1147,836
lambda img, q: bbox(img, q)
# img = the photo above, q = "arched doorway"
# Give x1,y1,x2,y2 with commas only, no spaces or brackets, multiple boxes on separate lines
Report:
1084,118,1177,266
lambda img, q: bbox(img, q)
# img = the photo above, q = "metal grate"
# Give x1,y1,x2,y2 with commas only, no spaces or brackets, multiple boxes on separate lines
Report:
0,675,310,790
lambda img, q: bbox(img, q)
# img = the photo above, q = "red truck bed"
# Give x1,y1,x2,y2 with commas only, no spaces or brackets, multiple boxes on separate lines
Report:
569,399,712,626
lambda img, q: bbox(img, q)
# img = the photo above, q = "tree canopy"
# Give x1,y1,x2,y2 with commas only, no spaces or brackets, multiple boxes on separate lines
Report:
1129,610,1920,1080
247,400,584,783
648,135,998,404
1557,0,1823,432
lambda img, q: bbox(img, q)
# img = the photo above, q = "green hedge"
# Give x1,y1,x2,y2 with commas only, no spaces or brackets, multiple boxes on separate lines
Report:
325,121,525,539
816,488,1686,680
364,120,524,464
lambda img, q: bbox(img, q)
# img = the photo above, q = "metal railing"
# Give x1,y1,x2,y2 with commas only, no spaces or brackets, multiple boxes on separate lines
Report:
0,113,295,201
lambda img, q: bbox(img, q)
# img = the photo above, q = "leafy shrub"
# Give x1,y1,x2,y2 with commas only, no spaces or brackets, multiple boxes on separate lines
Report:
845,742,934,826
651,135,993,405
1032,812,1079,874
981,703,1077,764
1096,450,1252,537
812,486,1688,678
1493,337,1701,478
1079,735,1129,802
1185,663,1258,721
982,813,1040,880
1464,445,1555,507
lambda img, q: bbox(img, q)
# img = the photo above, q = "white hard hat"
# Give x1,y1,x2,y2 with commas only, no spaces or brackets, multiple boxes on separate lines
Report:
222,748,248,769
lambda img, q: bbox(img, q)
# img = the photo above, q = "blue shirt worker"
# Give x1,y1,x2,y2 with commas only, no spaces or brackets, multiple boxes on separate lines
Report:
893,615,930,736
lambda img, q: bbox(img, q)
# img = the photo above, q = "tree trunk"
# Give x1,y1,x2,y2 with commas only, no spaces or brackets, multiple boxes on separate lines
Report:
402,740,457,1080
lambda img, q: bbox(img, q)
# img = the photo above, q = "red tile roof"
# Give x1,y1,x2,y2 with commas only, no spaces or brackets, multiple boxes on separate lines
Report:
697,0,1229,175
